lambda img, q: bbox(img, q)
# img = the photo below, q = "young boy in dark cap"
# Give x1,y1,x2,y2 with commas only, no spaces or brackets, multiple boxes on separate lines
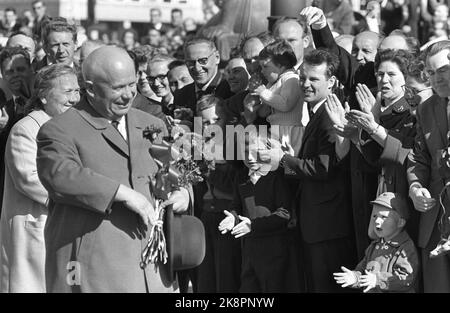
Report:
333,192,419,293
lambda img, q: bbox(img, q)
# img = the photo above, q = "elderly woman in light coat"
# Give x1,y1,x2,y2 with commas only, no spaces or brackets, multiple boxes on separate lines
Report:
0,64,80,292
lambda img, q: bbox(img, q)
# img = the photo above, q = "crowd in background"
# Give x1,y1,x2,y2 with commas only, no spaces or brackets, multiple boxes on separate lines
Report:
0,0,449,294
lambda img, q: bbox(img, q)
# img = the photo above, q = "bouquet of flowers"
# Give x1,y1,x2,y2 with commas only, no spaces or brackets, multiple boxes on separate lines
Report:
140,127,214,268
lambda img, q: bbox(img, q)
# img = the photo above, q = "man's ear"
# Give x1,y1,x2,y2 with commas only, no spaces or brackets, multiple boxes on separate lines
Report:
214,50,220,65
327,75,336,90
303,35,311,50
398,217,406,229
84,80,95,98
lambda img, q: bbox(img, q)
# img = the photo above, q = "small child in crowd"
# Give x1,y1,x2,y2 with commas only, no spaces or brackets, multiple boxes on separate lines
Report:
218,134,293,292
194,95,242,293
333,192,419,293
252,39,304,156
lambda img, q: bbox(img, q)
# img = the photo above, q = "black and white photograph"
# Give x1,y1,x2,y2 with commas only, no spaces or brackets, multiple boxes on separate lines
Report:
0,0,449,303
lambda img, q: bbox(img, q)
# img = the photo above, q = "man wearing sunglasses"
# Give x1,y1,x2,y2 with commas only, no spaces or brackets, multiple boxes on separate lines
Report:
173,38,234,125
408,40,450,293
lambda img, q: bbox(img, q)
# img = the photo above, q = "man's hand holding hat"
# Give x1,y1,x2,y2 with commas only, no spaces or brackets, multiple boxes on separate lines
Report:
160,187,190,213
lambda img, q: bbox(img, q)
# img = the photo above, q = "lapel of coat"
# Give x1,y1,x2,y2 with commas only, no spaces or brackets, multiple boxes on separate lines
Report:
299,102,325,155
432,96,448,147
77,98,130,157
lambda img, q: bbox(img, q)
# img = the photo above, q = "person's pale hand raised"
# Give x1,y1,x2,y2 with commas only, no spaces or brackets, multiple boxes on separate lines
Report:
409,185,436,213
359,270,377,293
0,107,9,130
345,109,378,134
231,215,251,238
218,210,235,234
355,83,376,114
325,94,349,127
299,6,327,30
346,86,378,133
333,266,357,288
160,187,190,213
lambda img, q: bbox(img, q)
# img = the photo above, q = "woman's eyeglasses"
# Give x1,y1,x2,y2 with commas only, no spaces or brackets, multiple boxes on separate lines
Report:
185,51,216,68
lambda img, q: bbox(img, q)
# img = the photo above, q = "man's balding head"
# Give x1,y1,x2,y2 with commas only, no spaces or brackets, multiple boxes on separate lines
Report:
82,46,134,82
6,33,36,61
352,31,380,65
82,46,137,120
379,35,409,51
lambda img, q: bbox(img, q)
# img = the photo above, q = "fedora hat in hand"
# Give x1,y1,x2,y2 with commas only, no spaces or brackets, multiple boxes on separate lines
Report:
164,205,205,282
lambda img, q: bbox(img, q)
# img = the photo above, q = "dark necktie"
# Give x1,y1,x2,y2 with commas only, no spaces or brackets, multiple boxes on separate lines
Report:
15,96,26,117
111,120,119,129
111,120,126,141
308,107,314,120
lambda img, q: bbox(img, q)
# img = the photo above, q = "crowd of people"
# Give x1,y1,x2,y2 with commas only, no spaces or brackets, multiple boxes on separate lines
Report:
0,0,450,293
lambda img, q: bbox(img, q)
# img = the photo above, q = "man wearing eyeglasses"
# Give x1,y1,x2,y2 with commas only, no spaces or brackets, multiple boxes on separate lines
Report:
145,54,176,117
407,40,450,293
173,38,234,124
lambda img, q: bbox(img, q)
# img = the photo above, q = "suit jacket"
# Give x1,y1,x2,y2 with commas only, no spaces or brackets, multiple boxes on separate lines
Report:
407,95,448,248
132,92,166,121
282,103,353,243
173,71,234,117
36,98,178,293
0,110,50,293
312,23,379,258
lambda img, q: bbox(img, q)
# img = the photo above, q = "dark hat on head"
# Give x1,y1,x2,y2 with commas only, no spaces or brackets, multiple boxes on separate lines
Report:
370,192,409,220
164,205,205,281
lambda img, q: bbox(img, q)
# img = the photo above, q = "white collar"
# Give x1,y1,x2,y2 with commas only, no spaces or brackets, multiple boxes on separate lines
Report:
110,117,127,140
196,68,218,92
311,98,327,114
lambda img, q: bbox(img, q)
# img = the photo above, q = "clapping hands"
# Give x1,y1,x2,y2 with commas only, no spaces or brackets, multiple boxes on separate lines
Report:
218,210,251,238
333,266,357,288
333,267,377,292
325,94,358,141
346,84,379,134
359,270,377,293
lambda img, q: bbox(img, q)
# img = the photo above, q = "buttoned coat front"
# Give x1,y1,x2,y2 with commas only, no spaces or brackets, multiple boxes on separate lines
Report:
36,98,176,293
